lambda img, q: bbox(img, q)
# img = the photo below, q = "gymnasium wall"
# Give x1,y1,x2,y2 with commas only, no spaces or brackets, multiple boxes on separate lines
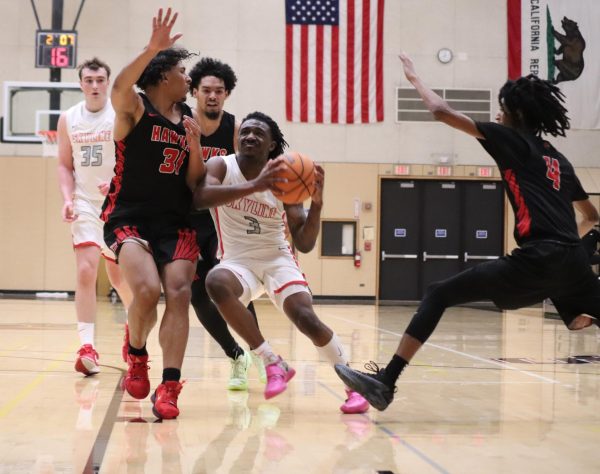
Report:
1,0,599,295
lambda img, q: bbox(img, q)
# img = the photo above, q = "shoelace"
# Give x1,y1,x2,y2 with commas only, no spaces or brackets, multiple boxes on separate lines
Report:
130,359,150,378
363,361,397,394
363,361,383,374
161,381,185,405
78,346,98,358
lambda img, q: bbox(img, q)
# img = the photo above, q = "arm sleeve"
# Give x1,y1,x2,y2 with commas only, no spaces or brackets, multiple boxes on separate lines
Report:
475,122,530,170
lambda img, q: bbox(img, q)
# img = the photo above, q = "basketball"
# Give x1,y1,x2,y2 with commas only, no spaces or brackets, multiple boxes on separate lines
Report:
273,151,316,204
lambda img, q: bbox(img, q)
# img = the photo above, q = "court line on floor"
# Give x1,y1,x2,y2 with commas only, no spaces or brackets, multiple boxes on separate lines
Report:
325,314,561,385
87,368,125,471
0,343,79,419
319,382,450,474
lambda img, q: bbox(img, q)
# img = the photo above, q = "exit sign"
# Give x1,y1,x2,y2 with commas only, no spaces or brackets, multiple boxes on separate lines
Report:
394,165,410,175
477,166,493,177
436,166,452,176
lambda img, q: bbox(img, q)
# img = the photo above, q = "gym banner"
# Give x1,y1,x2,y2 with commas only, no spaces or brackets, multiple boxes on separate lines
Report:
508,0,600,129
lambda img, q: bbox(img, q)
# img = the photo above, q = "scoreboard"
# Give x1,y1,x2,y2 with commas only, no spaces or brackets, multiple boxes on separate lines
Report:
35,30,78,69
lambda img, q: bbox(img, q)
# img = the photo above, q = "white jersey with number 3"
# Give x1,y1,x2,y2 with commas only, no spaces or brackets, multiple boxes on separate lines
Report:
211,154,287,260
65,100,116,203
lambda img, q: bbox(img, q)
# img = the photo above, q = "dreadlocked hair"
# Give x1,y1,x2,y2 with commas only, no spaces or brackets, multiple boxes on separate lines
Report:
499,74,570,137
242,111,289,159
136,48,196,91
189,57,237,92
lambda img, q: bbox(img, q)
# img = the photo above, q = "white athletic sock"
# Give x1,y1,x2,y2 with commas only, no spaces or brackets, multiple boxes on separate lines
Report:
316,333,348,366
77,322,95,346
252,341,280,366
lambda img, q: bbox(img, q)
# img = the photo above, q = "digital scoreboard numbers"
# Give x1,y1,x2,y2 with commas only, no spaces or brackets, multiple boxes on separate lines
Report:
35,30,78,68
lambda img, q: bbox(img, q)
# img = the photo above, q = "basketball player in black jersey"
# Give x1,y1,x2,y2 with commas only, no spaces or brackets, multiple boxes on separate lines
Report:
188,57,266,390
335,53,600,411
101,8,205,420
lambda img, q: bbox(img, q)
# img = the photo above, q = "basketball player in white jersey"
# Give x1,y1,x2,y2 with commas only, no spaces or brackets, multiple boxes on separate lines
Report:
57,58,132,376
193,111,369,414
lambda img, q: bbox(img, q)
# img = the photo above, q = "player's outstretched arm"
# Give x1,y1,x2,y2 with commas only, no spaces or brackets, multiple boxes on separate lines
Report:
112,8,182,139
399,53,484,139
56,113,77,222
285,164,324,253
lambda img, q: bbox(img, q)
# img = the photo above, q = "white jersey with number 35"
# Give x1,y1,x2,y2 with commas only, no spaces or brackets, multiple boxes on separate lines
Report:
65,100,116,203
211,154,287,260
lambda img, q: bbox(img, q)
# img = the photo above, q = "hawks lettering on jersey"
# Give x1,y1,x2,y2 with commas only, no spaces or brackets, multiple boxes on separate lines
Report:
202,146,228,161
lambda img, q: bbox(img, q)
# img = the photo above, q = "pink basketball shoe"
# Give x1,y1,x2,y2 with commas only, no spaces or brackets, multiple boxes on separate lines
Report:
340,389,369,414
264,357,296,400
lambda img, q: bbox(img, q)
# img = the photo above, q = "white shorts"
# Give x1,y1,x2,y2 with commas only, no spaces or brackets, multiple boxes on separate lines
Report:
214,249,310,311
71,198,115,261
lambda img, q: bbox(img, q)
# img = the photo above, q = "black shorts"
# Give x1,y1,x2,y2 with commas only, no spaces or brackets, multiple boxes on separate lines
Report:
104,216,199,266
473,241,600,320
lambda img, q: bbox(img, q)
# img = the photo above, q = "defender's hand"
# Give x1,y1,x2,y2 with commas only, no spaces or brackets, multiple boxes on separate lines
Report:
148,8,182,52
399,52,418,83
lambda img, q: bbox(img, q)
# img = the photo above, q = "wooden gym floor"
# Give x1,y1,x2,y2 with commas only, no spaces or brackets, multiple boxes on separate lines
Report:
0,297,598,473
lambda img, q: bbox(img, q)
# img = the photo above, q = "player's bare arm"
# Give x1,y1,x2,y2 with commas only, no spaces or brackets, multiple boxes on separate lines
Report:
193,157,288,209
56,113,77,222
183,115,206,190
285,164,324,253
399,53,484,139
574,199,600,236
111,8,182,140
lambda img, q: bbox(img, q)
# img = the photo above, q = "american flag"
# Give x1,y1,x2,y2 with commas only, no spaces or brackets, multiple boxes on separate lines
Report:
285,0,384,124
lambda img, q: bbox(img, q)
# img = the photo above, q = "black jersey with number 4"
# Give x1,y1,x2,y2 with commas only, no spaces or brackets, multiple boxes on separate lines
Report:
476,122,588,246
101,93,193,222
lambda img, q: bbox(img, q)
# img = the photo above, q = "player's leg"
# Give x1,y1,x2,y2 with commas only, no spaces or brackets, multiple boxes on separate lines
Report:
105,257,133,309
206,265,286,398
191,224,265,387
105,254,134,362
335,258,532,411
117,241,161,400
151,227,198,419
280,291,368,413
205,267,264,349
73,244,102,376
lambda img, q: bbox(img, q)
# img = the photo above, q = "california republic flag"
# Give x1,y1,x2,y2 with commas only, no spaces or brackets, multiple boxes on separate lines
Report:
508,0,600,129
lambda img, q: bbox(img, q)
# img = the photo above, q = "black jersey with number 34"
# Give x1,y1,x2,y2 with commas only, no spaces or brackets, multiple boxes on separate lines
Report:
101,94,193,222
476,122,588,246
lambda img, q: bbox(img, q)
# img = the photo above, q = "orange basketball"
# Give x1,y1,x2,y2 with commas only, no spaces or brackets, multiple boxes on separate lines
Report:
273,151,316,204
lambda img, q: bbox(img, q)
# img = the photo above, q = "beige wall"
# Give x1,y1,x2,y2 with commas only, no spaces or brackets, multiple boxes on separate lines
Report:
2,157,599,295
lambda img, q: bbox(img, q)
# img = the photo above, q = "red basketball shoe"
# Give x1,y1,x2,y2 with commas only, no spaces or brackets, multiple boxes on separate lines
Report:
124,354,150,399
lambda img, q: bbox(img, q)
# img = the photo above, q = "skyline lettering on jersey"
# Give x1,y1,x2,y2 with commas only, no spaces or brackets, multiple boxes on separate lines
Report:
150,125,189,151
202,146,227,160
71,130,112,143
225,196,278,219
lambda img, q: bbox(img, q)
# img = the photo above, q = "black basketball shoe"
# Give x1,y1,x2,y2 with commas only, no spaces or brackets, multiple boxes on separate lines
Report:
334,362,395,411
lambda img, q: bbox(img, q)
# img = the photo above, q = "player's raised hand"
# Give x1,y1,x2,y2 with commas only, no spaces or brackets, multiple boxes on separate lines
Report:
311,164,324,207
399,52,418,83
183,115,201,153
148,8,182,52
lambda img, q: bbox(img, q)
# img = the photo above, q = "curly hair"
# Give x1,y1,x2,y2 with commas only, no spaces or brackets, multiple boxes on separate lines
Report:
78,57,111,79
241,111,289,159
136,48,195,91
499,74,570,137
189,57,237,92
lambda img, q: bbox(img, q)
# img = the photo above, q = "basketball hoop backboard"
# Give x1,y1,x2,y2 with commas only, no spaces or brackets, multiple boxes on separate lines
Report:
1,81,82,143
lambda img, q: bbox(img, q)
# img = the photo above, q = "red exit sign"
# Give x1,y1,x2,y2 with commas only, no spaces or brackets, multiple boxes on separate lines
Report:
394,165,410,175
477,166,493,177
436,166,452,176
